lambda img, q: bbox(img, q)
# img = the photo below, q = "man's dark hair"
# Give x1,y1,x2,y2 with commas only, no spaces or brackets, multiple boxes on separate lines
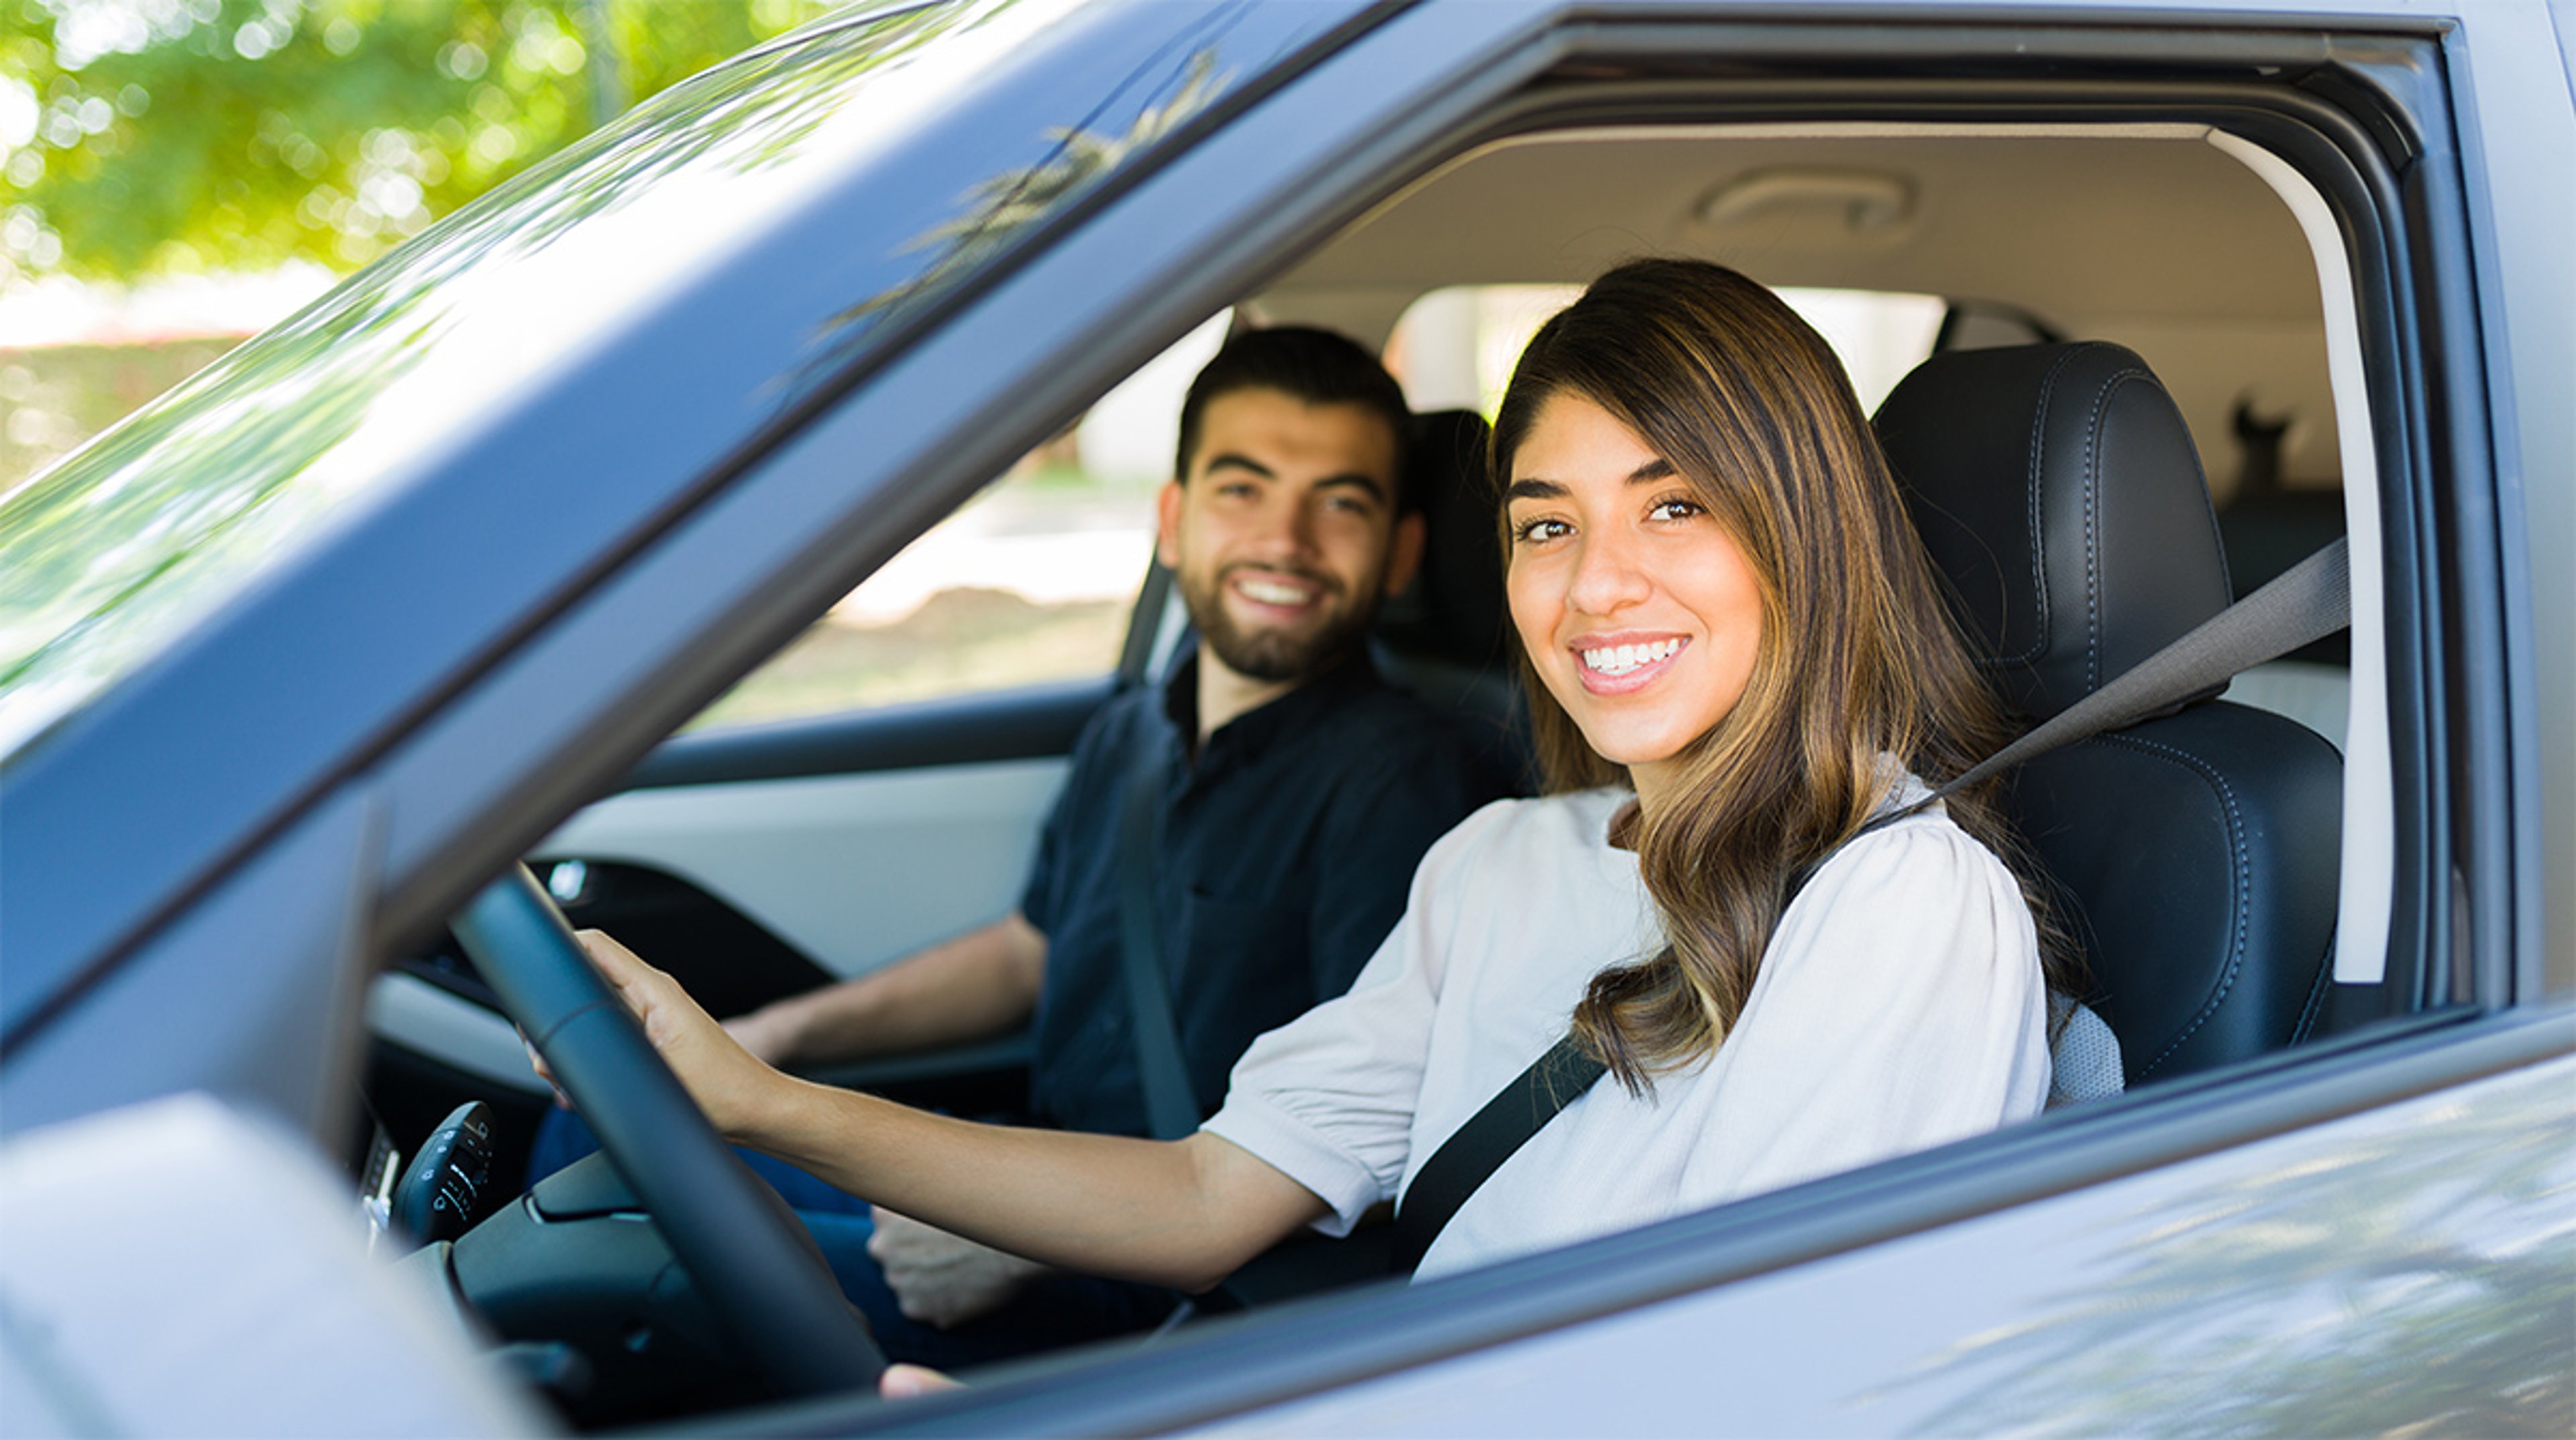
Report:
1174,325,1414,509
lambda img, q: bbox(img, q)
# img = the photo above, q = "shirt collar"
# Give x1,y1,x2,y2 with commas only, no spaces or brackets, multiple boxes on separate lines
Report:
1161,645,1385,774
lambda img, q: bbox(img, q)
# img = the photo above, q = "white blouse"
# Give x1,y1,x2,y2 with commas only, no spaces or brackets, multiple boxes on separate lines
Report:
1202,779,2114,1280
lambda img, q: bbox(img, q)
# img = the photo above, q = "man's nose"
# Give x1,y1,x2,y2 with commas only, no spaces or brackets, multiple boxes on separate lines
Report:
1243,492,1320,561
1565,528,1651,614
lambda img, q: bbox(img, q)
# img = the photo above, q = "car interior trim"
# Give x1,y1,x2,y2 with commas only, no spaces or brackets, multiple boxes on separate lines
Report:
2206,128,2394,985
537,759,1066,981
364,973,552,1099
623,676,1115,789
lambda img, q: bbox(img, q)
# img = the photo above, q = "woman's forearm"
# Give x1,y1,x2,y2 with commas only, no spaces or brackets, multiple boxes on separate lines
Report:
569,926,1323,1292
737,1076,1326,1293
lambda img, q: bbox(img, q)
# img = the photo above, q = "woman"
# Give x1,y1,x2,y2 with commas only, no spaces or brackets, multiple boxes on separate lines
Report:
566,258,2111,1307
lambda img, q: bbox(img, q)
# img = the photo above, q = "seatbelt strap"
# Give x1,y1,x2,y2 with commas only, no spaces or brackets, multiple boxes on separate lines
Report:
1117,732,1202,1142
1385,846,1833,1275
1921,537,2351,808
1386,537,2350,1274
1389,1036,1604,1274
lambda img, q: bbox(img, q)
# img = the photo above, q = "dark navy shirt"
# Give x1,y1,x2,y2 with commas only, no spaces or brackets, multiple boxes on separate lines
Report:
1019,651,1504,1138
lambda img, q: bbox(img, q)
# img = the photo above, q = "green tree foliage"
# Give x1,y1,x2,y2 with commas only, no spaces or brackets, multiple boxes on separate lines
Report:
1,0,839,283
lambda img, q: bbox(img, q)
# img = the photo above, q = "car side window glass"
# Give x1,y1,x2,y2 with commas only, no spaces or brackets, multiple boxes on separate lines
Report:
686,313,1232,731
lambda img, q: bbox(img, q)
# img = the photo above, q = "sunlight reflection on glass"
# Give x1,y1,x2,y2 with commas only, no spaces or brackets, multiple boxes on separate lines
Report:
1882,1060,2576,1438
0,0,1059,760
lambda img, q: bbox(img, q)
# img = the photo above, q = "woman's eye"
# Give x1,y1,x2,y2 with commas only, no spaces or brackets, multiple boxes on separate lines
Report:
1513,516,1571,543
1648,496,1704,522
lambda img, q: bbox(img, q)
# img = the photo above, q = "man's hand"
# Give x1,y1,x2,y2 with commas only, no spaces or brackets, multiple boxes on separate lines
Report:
867,1207,1049,1329
722,1003,806,1068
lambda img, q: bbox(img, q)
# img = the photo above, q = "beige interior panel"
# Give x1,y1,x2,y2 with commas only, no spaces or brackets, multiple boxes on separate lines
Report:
1258,126,2338,490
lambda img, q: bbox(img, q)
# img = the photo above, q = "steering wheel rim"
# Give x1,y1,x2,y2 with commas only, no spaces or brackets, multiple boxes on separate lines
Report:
453,863,885,1398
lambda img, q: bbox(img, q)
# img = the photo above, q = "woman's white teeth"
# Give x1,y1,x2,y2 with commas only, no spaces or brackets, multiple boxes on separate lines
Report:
1238,577,1312,606
1580,639,1681,675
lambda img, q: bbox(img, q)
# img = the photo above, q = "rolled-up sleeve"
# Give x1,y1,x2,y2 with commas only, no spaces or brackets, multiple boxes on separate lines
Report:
1201,803,1505,1233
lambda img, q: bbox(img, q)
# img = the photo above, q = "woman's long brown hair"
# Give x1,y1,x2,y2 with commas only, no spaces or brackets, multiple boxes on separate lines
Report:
1495,258,2080,1093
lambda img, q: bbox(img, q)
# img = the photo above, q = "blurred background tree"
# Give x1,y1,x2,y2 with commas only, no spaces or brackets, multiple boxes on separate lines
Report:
1,0,843,483
3,0,842,277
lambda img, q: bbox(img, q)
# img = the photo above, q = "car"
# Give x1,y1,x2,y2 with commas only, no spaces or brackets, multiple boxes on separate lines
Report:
2,0,2569,1434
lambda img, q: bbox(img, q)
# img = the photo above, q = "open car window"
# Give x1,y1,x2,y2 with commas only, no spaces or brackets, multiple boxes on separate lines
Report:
687,317,1232,731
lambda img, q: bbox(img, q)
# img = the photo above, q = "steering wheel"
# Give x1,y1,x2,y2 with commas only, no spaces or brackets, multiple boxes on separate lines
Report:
452,863,885,1398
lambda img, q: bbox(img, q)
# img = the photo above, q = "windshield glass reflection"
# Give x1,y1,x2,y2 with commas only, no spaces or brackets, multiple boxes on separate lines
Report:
0,0,1060,761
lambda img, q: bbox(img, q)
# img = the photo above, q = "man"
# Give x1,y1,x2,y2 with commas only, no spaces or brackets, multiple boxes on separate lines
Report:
537,327,1503,1367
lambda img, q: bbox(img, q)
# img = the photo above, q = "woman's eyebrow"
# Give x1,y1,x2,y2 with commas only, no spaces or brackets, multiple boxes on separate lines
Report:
1505,478,1567,502
1627,457,1676,484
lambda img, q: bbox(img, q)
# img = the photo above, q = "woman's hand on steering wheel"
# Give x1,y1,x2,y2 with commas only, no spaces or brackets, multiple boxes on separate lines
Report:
460,864,886,1398
558,928,784,1138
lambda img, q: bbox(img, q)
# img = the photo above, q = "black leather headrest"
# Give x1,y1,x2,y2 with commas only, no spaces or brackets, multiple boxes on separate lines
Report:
1375,409,1509,670
1874,342,2234,722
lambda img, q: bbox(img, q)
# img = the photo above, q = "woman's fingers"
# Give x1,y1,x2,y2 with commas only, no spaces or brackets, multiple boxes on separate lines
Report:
575,928,701,1048
573,928,661,1007
568,928,778,1138
880,1364,965,1399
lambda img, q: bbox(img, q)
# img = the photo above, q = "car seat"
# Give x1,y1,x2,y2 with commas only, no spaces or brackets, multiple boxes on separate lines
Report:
1372,408,1536,794
1874,341,2343,1085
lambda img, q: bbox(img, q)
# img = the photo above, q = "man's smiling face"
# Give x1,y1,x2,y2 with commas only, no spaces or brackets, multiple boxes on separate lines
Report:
1158,386,1417,686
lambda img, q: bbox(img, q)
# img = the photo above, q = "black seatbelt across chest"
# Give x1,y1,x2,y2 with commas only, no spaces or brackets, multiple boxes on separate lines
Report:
1118,730,1203,1142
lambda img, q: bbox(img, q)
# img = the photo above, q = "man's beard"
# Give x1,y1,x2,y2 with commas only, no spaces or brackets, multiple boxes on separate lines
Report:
1180,561,1380,684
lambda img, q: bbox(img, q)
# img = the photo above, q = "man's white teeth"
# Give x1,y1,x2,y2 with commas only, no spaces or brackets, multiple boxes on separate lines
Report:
1580,638,1682,675
1238,577,1313,606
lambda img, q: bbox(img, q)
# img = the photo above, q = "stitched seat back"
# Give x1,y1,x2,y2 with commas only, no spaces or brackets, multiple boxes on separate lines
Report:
1876,342,2342,1083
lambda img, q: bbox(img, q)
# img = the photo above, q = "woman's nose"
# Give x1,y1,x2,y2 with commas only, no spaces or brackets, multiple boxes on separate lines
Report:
1565,530,1650,614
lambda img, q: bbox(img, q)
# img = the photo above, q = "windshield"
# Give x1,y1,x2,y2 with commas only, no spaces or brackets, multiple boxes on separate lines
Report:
0,0,1092,761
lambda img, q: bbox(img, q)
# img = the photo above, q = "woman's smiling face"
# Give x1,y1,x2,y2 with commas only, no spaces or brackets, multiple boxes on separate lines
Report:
1505,391,1766,806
